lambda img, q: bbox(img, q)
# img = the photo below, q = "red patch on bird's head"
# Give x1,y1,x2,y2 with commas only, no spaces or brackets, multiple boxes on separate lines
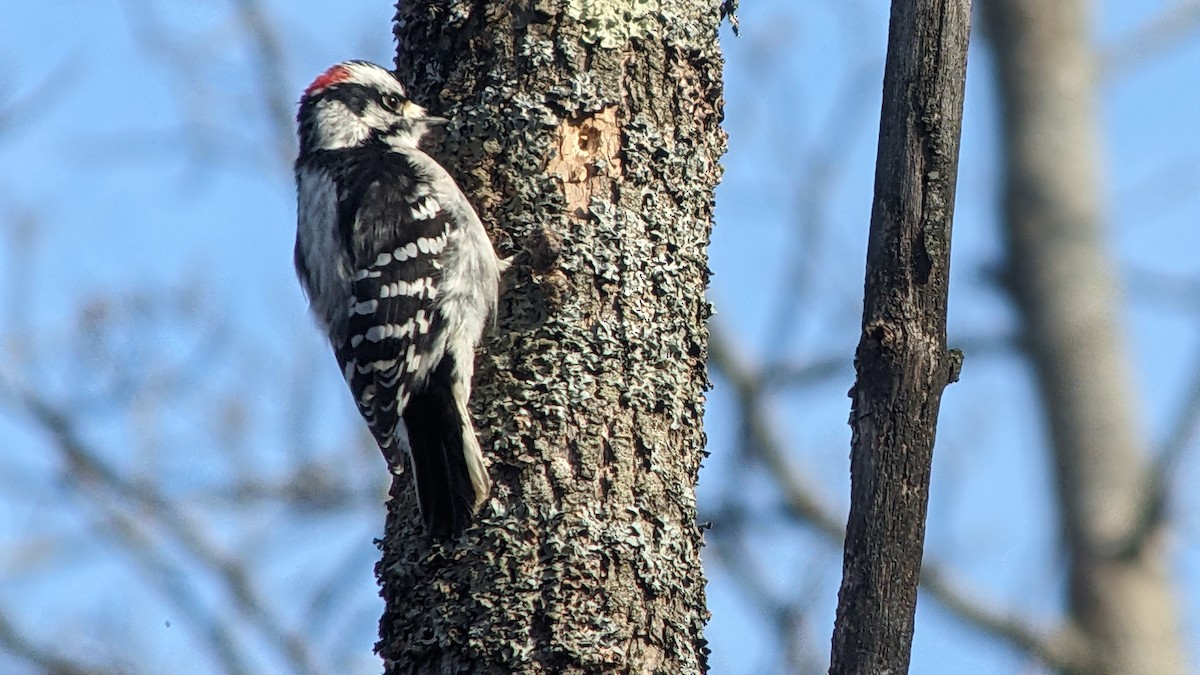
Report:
304,64,352,97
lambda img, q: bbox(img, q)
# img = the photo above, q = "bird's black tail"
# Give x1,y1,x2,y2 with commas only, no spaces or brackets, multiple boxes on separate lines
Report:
402,355,490,538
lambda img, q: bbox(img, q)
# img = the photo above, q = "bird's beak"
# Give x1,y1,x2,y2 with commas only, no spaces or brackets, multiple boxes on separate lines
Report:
418,116,451,151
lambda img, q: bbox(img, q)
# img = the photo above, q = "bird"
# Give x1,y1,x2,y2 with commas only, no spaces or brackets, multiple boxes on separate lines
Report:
293,61,505,537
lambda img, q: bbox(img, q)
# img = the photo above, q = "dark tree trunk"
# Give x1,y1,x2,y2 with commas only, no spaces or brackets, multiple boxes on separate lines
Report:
982,0,1186,672
829,0,971,672
376,2,725,673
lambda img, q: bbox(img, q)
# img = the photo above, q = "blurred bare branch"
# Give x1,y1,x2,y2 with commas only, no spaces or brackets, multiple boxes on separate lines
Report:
1158,361,1200,475
117,0,295,175
1103,1,1200,77
764,59,879,357
235,0,298,166
919,567,1090,671
7,385,323,675
709,327,844,538
1126,267,1200,313
758,352,852,392
757,332,1017,391
0,56,78,146
84,482,254,675
705,532,826,675
0,612,111,675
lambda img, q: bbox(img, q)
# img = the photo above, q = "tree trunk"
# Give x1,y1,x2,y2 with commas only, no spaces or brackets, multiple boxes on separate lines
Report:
828,0,970,672
981,1,1187,673
376,2,723,673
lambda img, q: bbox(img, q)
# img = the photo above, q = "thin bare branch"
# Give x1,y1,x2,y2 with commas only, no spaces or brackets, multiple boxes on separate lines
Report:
0,612,110,675
920,566,1091,671
0,56,79,146
705,533,825,675
1102,1,1200,78
10,387,323,675
758,333,1018,391
764,59,880,357
1126,266,1200,313
1152,324,1200,494
235,0,297,166
758,353,851,391
709,326,844,539
84,486,254,675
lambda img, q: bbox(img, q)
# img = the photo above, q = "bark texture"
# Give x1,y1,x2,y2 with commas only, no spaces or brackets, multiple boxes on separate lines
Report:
982,1,1187,673
377,2,724,673
828,0,970,672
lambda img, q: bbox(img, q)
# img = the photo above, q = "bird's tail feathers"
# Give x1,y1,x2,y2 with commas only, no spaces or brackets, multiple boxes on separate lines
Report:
401,356,490,538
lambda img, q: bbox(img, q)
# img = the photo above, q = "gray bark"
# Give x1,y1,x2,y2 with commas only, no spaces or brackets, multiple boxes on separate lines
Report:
982,1,1187,673
828,0,971,672
377,2,724,673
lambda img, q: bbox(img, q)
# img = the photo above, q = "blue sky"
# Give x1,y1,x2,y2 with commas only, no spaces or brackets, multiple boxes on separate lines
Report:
2,1,1199,673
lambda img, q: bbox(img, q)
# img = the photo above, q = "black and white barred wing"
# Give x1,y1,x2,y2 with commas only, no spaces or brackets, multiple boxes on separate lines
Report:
335,170,450,456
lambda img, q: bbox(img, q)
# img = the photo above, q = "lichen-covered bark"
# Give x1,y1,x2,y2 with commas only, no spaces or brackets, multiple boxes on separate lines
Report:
377,2,724,673
982,1,1186,673
829,0,970,672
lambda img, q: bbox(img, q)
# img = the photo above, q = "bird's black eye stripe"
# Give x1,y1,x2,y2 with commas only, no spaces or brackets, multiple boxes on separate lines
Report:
380,94,404,113
320,83,374,114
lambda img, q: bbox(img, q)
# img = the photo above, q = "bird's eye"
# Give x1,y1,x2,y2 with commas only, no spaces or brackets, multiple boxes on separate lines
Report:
380,94,402,113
